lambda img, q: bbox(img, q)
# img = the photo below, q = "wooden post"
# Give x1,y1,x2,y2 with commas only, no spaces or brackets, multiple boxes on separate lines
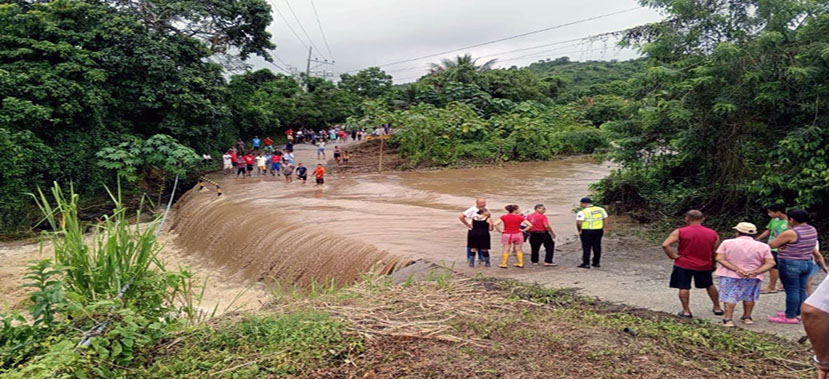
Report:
378,136,384,173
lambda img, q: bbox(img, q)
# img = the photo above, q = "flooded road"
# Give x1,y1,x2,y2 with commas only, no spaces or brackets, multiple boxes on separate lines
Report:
171,154,612,285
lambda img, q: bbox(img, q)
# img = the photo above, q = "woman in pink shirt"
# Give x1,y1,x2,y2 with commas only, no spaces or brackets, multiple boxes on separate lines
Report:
493,204,532,269
714,222,775,327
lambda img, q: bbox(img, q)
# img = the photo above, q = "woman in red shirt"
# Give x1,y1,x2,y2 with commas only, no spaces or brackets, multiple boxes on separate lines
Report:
494,204,532,268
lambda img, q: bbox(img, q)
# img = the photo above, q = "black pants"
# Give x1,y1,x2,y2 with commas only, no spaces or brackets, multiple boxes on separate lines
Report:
580,229,604,266
529,232,555,263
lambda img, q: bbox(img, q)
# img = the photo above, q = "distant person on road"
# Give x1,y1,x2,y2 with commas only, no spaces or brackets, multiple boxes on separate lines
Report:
714,222,775,327
768,209,820,324
756,204,788,294
222,150,232,175
264,136,273,149
286,140,294,153
460,198,488,265
661,210,724,318
467,208,493,267
803,275,829,378
527,204,558,266
351,129,357,141
576,197,608,269
296,163,308,183
313,164,326,185
494,204,532,269
255,153,266,176
243,152,255,177
236,138,245,152
252,136,261,151
286,128,294,142
342,150,350,164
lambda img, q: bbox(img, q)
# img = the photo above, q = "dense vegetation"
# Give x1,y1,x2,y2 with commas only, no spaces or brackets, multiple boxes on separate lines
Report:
596,0,829,229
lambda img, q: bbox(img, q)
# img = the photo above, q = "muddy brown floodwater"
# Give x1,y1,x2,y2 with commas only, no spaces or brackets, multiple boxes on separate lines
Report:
171,156,612,286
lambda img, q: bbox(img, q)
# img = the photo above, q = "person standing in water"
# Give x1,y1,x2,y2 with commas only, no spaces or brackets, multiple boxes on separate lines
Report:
235,154,246,178
317,140,326,160
527,204,558,266
460,198,488,264
333,146,342,164
466,208,493,267
662,210,724,318
576,197,608,268
296,163,308,184
312,164,326,185
222,150,232,175
494,204,532,269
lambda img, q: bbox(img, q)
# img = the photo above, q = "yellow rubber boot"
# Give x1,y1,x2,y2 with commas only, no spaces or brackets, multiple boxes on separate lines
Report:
499,252,509,268
514,251,524,268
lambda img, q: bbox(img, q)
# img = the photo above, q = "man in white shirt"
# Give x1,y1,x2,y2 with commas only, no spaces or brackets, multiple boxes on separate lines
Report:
222,151,232,175
804,275,829,378
459,198,487,265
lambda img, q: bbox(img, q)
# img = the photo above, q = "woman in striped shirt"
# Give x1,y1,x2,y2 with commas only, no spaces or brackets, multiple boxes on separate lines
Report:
768,209,821,324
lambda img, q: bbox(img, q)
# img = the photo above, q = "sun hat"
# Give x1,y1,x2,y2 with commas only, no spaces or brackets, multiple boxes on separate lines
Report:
733,222,758,235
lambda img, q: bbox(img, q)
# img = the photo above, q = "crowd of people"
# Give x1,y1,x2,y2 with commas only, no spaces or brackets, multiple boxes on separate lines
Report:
459,197,829,374
221,135,331,185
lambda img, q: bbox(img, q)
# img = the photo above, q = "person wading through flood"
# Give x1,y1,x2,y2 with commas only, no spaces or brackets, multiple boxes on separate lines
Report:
459,198,488,265
714,222,775,327
576,197,608,268
494,204,533,269
767,209,820,324
661,210,724,318
527,204,557,266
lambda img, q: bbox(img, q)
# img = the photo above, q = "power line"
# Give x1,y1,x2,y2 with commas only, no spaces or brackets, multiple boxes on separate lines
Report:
310,0,335,61
284,0,329,61
271,51,291,67
266,56,291,74
273,4,309,50
343,6,642,73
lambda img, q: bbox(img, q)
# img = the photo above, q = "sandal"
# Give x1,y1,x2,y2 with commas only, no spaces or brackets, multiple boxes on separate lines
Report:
712,308,724,316
776,312,802,321
767,315,800,324
722,319,735,327
740,316,754,325
760,288,779,294
677,311,693,319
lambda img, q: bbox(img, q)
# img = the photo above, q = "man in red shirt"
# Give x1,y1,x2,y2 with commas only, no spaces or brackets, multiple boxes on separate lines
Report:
662,210,724,318
527,204,558,266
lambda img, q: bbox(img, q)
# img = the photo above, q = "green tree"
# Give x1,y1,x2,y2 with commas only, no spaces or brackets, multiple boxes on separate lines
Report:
427,54,497,85
339,67,393,99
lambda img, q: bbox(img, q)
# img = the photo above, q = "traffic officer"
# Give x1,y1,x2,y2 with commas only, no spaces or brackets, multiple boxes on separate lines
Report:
576,197,608,268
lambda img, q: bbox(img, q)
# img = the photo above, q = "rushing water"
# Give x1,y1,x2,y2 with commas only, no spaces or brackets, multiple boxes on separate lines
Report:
171,157,613,285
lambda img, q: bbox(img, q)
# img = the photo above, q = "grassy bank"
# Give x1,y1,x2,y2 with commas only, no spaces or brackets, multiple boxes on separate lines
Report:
125,276,810,378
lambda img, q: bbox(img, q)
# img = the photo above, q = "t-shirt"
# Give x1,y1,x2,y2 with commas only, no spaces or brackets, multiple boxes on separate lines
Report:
284,153,294,164
255,156,266,167
296,166,307,176
264,137,273,146
283,165,294,175
463,207,481,221
675,225,719,271
271,154,281,163
230,151,237,162
222,154,232,165
500,214,526,234
313,166,326,178
244,155,254,165
236,156,245,166
526,212,550,232
805,275,829,313
766,218,788,252
714,236,773,280
252,138,261,147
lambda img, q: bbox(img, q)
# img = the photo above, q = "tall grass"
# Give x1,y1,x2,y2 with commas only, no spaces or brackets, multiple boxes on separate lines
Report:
32,183,161,301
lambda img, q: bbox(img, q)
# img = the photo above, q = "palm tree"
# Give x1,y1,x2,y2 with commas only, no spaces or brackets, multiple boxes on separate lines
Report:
428,54,498,84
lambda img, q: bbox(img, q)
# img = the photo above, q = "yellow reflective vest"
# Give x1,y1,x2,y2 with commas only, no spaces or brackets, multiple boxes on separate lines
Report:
580,206,607,230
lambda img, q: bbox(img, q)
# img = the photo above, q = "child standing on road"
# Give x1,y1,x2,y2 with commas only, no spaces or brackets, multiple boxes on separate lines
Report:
756,204,788,294
313,164,326,185
271,151,282,176
296,163,308,184
235,155,246,178
243,152,255,177
222,151,232,175
342,150,349,164
333,146,342,164
255,153,267,176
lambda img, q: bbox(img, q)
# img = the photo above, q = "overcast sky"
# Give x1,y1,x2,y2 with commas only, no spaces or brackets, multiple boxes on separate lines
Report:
248,0,666,83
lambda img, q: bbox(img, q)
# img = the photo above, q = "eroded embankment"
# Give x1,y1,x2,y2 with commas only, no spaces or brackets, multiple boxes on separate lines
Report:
170,183,402,286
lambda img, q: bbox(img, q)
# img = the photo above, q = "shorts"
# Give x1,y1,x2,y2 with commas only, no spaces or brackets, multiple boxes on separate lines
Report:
718,277,761,303
501,232,524,246
272,163,281,170
246,164,253,171
258,165,266,171
771,251,779,268
316,177,324,184
298,174,307,181
236,167,246,175
669,265,713,289
223,163,232,170
334,153,341,158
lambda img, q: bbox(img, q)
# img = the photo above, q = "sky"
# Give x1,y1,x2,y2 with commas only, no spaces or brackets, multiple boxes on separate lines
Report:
248,0,666,83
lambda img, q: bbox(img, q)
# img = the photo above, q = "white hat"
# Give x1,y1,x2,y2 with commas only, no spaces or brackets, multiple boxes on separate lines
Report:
733,222,758,235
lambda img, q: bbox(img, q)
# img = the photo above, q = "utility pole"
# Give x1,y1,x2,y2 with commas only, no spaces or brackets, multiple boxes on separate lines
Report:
305,46,313,79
